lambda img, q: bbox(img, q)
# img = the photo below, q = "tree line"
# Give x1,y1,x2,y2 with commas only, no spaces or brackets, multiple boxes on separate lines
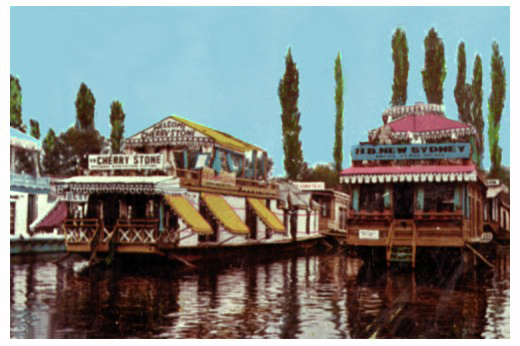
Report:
11,26,507,187
279,27,508,187
10,78,126,177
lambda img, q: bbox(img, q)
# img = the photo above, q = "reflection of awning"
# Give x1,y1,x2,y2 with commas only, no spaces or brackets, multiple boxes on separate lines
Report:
201,193,249,234
30,201,67,232
247,198,285,233
164,195,212,234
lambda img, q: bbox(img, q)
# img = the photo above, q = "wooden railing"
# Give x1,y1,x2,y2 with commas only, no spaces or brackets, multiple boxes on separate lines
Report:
350,210,393,221
113,219,159,244
63,218,100,244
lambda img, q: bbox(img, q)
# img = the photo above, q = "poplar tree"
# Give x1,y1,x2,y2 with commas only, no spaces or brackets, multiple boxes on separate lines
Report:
454,42,467,120
10,75,25,132
333,53,344,173
75,83,96,130
391,28,409,106
422,28,447,104
488,42,506,177
471,55,484,168
278,48,304,181
110,101,126,154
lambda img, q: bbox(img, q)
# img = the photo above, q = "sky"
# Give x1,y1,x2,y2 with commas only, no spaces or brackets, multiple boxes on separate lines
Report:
9,5,510,177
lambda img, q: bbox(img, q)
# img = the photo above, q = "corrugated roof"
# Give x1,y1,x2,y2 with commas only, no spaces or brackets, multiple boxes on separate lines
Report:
171,116,262,153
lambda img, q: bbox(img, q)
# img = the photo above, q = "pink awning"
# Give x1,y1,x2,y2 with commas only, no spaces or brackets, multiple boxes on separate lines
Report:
340,164,477,184
32,202,68,231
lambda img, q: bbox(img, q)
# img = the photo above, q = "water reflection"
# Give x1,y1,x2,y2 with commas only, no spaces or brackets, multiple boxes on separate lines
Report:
10,246,509,338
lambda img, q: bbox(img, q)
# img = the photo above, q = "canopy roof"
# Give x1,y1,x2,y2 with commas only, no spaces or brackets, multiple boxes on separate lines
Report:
164,195,212,234
10,127,41,151
54,176,183,195
201,193,249,234
30,201,67,232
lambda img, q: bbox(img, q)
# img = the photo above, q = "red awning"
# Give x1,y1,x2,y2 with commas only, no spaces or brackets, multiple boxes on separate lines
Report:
31,201,68,231
341,164,476,176
340,164,478,184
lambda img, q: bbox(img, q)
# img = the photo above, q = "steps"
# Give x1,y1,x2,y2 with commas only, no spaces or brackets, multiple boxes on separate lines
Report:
386,219,417,268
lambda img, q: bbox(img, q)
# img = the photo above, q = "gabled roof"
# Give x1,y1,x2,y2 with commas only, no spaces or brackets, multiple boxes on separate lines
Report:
369,113,475,141
125,115,263,153
171,116,263,153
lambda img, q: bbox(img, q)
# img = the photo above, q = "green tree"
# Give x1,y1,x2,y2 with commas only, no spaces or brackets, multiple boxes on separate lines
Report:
302,163,339,189
488,42,507,177
110,101,126,154
422,28,447,104
42,128,60,176
278,48,304,181
333,53,344,173
391,28,409,106
454,42,466,119
68,83,104,173
30,119,40,140
75,82,96,130
10,75,26,132
471,55,484,169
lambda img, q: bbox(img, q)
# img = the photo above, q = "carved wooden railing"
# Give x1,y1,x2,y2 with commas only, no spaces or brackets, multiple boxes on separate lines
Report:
63,218,100,245
113,219,159,245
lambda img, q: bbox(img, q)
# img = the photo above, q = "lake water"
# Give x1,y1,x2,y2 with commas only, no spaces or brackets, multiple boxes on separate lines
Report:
10,245,509,338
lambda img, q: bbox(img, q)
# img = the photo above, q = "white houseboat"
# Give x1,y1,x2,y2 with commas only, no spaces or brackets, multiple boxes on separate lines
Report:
10,128,64,254
52,116,324,264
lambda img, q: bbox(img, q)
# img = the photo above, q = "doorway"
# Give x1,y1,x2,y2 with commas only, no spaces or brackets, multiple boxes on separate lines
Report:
393,184,414,219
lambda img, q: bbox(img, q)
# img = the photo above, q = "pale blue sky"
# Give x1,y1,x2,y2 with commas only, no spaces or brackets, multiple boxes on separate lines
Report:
10,6,510,176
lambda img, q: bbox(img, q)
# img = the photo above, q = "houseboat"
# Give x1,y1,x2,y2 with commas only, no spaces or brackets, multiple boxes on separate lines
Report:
51,116,324,264
340,103,490,268
10,128,64,254
293,181,350,238
484,179,509,242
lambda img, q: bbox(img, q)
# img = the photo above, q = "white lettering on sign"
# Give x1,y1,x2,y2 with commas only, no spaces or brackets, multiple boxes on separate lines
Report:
88,154,164,170
293,182,326,191
125,118,214,148
359,230,380,240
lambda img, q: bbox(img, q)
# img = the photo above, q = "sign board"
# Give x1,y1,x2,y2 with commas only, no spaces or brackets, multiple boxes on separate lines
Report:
293,182,326,191
359,229,380,240
125,117,214,148
88,154,164,170
201,167,237,189
351,143,471,161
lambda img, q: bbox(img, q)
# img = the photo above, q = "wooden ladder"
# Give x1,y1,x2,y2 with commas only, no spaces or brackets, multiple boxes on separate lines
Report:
386,219,417,268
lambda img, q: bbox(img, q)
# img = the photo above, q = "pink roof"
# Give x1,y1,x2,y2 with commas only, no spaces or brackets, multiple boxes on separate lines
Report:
34,202,67,231
341,164,476,176
388,114,470,133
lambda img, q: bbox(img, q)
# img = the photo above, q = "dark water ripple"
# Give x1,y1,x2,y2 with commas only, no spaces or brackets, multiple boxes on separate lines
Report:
10,246,509,339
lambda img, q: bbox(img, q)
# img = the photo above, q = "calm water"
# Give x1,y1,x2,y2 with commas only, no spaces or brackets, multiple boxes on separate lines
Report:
10,246,509,339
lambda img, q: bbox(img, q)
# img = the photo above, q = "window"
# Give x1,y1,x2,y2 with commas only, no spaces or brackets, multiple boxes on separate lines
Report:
10,202,16,235
359,184,385,212
246,204,258,240
306,210,310,234
312,196,331,218
424,184,455,212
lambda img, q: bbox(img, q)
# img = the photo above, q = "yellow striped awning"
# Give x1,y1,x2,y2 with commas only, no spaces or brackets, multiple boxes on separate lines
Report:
247,198,286,233
201,193,249,234
164,195,212,234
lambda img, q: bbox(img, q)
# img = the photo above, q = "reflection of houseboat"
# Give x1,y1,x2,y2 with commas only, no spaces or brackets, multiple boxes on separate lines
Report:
10,128,64,254
484,179,509,242
340,103,489,267
50,116,324,264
